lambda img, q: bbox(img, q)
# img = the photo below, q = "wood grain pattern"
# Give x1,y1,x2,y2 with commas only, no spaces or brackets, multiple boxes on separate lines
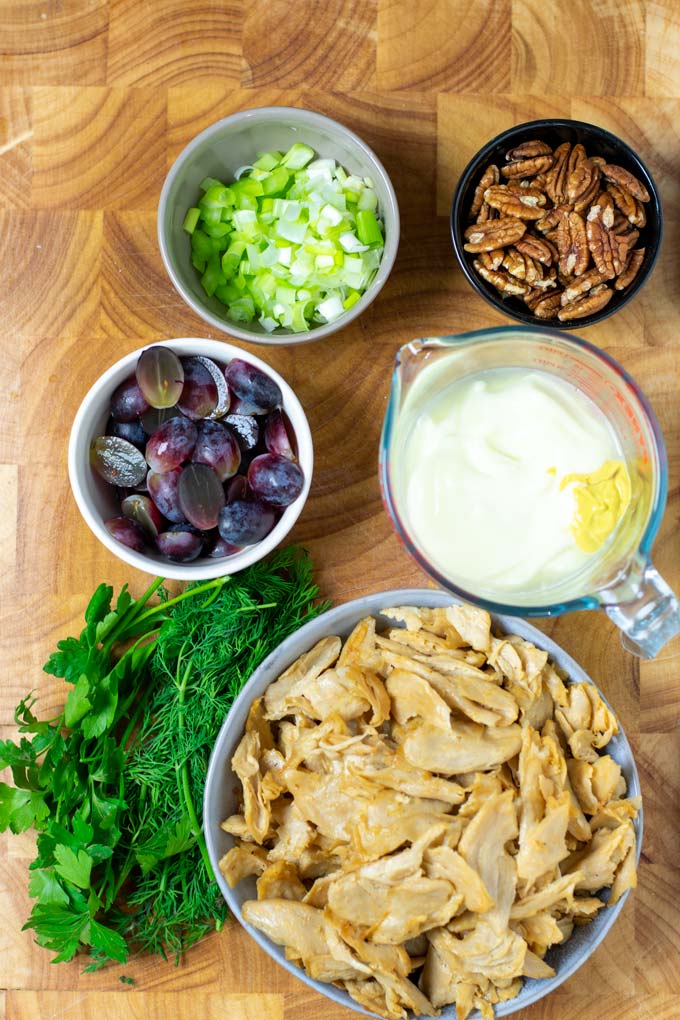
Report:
0,2,679,1019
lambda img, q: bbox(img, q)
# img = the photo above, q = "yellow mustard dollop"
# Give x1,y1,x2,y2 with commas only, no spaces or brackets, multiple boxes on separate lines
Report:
560,459,632,554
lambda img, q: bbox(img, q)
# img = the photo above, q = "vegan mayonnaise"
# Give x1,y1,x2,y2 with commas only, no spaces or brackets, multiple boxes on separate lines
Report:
402,369,630,596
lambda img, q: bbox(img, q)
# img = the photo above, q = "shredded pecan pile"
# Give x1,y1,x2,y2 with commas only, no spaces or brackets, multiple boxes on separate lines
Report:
463,139,650,322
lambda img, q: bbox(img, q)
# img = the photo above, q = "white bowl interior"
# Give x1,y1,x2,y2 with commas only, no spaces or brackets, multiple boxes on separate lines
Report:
68,338,313,580
158,106,400,344
204,588,642,1019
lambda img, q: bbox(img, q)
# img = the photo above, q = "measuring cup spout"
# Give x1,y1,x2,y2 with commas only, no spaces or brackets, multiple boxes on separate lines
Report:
601,555,680,658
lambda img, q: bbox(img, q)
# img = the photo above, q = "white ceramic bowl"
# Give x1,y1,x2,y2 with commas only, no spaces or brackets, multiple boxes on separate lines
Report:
204,588,642,1019
68,338,313,581
158,105,400,345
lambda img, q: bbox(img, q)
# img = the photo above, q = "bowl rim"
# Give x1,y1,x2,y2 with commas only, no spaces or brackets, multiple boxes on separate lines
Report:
450,117,663,329
157,104,400,346
204,586,643,1020
67,337,313,581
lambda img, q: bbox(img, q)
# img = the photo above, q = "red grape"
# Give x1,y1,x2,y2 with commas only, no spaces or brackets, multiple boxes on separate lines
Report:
177,463,225,530
91,436,148,487
145,417,197,473
225,474,249,503
121,493,163,538
105,516,147,552
141,404,184,435
247,453,304,508
225,358,282,414
110,375,150,422
156,528,203,562
193,419,241,481
223,413,259,451
218,500,276,545
264,408,296,460
178,357,218,420
107,416,147,451
194,356,231,418
136,346,184,408
147,468,185,523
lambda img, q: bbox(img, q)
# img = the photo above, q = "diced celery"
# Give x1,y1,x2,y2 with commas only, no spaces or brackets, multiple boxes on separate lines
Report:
356,209,384,247
261,166,291,196
199,176,224,192
191,229,214,261
201,185,235,209
254,151,282,171
343,289,361,310
182,207,201,234
201,255,226,297
204,221,231,239
281,142,315,170
228,296,256,322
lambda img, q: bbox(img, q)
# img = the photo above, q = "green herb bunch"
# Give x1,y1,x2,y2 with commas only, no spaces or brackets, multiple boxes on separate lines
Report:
0,547,327,970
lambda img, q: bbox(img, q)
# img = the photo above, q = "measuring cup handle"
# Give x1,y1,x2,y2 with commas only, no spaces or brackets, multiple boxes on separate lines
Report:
602,556,680,658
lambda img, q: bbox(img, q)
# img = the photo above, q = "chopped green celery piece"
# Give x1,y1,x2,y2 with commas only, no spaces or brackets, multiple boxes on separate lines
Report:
201,185,235,209
289,302,310,332
204,221,231,239
281,142,315,170
221,250,241,278
201,255,226,297
191,252,206,273
232,177,264,199
356,209,384,247
275,219,308,244
182,207,201,234
198,206,223,228
261,166,291,196
228,297,255,322
191,229,214,261
232,209,260,242
254,151,282,171
275,283,297,305
199,176,224,192
343,289,361,310
214,282,241,304
358,188,378,212
260,197,275,216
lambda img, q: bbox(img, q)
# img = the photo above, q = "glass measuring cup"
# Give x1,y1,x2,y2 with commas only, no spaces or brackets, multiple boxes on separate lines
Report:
380,326,680,659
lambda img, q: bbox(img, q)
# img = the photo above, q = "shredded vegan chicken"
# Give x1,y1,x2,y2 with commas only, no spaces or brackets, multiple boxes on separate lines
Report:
221,605,640,1020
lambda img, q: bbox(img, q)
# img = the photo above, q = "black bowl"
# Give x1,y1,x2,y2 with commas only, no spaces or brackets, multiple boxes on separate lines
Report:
451,118,662,329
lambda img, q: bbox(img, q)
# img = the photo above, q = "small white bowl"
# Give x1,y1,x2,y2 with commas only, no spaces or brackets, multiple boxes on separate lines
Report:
68,338,313,581
158,106,400,345
204,588,642,1019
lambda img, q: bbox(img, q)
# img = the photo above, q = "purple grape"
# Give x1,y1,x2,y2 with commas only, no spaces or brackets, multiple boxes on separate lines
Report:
121,493,163,538
205,532,242,558
91,436,148,487
106,416,147,451
223,413,259,451
177,463,225,530
218,500,276,545
145,417,197,473
192,419,241,481
110,375,150,422
194,356,231,418
225,358,282,415
136,346,184,409
264,408,296,460
225,474,249,503
147,468,186,523
141,404,184,435
105,516,147,552
247,454,304,508
177,357,218,420
156,529,203,562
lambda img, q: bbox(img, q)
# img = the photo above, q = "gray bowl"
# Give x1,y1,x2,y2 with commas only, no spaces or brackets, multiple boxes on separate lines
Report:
158,106,400,345
204,589,642,1018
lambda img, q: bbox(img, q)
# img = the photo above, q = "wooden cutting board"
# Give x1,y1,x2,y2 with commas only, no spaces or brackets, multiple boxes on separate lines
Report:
0,2,678,1018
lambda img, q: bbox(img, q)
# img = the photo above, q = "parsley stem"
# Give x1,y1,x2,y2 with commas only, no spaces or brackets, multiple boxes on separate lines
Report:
132,576,229,628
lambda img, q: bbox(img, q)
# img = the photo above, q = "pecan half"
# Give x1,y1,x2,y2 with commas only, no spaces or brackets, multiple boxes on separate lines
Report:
484,185,547,220
586,218,616,278
504,181,547,205
611,228,639,274
562,266,612,305
533,291,564,319
615,248,645,290
572,171,602,213
587,192,616,229
470,164,500,220
606,181,638,222
506,140,553,160
502,247,544,284
475,201,497,224
602,164,650,203
501,154,554,179
479,248,505,272
473,260,531,296
557,211,589,277
463,218,527,252
557,284,613,321
536,205,567,234
543,143,571,204
515,235,558,266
